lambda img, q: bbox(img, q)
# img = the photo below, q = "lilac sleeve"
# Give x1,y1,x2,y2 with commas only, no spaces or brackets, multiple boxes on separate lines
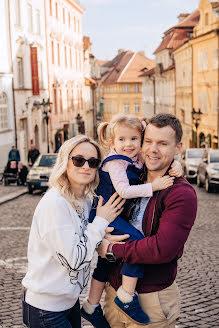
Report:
104,160,153,199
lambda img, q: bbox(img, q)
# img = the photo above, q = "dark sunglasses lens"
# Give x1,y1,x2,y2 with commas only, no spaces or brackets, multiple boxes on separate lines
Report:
72,157,86,167
88,158,100,168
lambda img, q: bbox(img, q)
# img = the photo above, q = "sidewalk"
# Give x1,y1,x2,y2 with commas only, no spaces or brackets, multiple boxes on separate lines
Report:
0,182,27,205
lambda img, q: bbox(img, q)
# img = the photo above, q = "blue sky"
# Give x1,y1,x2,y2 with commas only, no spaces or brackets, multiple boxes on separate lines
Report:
80,0,200,60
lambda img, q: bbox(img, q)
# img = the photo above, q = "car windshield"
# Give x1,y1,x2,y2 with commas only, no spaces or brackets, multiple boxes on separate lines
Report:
187,149,205,158
210,151,219,163
38,155,57,167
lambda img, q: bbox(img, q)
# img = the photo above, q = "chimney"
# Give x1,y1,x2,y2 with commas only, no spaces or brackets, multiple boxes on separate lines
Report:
177,13,189,22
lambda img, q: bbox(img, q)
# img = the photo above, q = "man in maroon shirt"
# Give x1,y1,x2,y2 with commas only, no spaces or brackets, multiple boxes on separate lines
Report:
98,113,197,327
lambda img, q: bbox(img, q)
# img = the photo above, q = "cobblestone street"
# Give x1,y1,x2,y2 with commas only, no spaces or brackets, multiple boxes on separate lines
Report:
0,185,218,327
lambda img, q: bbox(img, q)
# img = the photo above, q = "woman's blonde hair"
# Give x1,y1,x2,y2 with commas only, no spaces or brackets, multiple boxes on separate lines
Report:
97,114,146,153
49,135,104,206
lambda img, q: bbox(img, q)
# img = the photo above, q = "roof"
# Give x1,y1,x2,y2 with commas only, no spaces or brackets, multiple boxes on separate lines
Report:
102,50,155,84
154,9,200,54
139,67,155,77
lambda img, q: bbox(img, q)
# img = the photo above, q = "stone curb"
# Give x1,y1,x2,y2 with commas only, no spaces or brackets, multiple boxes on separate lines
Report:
0,188,28,205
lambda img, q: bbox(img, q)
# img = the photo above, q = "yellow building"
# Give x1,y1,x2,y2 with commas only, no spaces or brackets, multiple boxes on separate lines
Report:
173,10,200,149
101,50,154,122
190,0,219,148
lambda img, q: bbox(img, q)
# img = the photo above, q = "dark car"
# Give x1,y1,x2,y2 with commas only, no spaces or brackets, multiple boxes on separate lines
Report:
26,154,57,194
197,149,219,192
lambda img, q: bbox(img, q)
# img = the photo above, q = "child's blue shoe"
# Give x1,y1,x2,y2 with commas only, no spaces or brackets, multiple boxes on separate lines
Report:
114,286,150,325
81,299,110,328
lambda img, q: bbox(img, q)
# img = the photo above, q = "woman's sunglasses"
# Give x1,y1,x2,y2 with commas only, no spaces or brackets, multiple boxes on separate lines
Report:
68,156,101,169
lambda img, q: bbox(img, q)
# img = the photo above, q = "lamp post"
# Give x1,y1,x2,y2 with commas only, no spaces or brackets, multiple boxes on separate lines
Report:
192,108,203,148
40,98,52,153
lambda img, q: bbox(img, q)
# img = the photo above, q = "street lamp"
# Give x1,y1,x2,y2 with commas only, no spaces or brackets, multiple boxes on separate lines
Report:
192,108,203,148
40,98,52,153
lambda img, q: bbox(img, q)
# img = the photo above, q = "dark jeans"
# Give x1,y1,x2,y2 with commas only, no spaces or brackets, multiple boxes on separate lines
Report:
22,299,81,328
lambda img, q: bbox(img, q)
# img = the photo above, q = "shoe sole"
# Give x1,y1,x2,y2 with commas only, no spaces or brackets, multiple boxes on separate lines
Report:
114,302,150,326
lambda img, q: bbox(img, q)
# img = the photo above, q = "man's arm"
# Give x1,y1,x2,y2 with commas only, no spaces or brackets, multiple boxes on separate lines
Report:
109,184,197,265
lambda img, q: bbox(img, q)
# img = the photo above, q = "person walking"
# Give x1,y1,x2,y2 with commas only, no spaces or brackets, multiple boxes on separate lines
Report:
98,113,197,328
28,145,40,166
22,135,126,328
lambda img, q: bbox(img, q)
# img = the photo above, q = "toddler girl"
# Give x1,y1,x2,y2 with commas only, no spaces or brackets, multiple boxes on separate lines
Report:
81,114,181,327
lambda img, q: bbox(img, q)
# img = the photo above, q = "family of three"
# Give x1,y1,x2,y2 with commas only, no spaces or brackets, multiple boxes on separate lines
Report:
22,113,197,328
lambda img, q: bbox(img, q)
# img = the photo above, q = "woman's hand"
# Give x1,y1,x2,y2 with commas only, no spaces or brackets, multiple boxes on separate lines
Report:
96,193,125,223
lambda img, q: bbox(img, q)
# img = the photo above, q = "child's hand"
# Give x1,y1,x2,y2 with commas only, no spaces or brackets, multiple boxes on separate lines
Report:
152,176,175,192
169,160,183,177
96,193,125,223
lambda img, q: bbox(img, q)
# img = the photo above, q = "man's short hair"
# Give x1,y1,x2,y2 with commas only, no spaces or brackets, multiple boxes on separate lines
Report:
148,113,183,143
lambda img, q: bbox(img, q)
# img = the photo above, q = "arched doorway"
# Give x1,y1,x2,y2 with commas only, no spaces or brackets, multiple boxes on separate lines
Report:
34,125,39,149
55,130,62,152
206,134,211,148
199,132,205,148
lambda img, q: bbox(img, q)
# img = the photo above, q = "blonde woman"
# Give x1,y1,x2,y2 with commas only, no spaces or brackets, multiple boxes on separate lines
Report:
22,135,125,328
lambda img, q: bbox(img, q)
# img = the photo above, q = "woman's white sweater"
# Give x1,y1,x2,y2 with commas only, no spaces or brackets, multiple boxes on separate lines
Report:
22,188,109,311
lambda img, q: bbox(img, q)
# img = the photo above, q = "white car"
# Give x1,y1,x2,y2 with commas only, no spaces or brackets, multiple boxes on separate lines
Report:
180,148,205,180
26,154,57,194
197,149,219,192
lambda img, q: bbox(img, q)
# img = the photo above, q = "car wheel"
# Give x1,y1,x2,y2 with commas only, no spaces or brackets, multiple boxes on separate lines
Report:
205,176,212,193
28,184,33,194
197,174,203,188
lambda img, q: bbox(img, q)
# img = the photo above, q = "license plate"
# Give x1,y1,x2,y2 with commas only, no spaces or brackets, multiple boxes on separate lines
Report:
41,181,48,187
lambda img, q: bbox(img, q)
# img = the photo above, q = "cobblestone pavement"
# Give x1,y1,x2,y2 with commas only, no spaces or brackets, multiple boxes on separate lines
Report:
0,185,218,327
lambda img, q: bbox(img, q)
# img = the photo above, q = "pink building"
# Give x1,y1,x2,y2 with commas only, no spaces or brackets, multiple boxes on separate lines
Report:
45,0,85,151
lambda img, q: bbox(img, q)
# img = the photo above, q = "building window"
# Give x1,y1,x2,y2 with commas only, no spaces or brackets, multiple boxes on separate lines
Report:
50,0,52,16
124,85,129,93
134,103,140,114
65,46,67,68
70,48,72,68
55,2,58,20
124,104,130,114
54,88,57,114
15,0,21,25
134,84,139,93
35,9,41,35
68,12,71,27
57,43,60,66
27,4,33,32
213,92,218,113
60,89,63,112
0,93,9,131
213,48,219,69
17,57,24,88
63,8,65,24
51,41,54,64
205,13,209,26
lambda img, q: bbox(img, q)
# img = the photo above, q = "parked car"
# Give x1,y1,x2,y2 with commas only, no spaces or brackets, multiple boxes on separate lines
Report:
180,148,205,180
197,149,219,192
26,154,57,194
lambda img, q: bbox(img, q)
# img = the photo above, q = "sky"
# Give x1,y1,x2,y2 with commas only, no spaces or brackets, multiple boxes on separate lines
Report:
80,0,200,60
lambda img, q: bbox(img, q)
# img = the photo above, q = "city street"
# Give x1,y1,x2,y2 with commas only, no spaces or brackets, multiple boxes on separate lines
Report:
0,185,218,327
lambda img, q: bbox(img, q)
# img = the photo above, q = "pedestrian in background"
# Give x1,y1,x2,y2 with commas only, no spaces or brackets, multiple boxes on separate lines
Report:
28,145,40,166
22,135,126,328
98,114,198,328
8,145,20,162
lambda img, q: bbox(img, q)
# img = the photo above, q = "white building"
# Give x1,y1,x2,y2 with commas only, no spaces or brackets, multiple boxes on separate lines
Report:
0,0,15,172
9,0,49,163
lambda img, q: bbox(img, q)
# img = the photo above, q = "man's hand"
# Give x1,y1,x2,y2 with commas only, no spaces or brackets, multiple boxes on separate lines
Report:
105,227,130,243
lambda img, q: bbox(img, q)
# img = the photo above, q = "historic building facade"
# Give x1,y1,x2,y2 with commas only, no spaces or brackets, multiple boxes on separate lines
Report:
44,0,85,152
9,0,49,163
0,0,15,172
190,0,219,148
